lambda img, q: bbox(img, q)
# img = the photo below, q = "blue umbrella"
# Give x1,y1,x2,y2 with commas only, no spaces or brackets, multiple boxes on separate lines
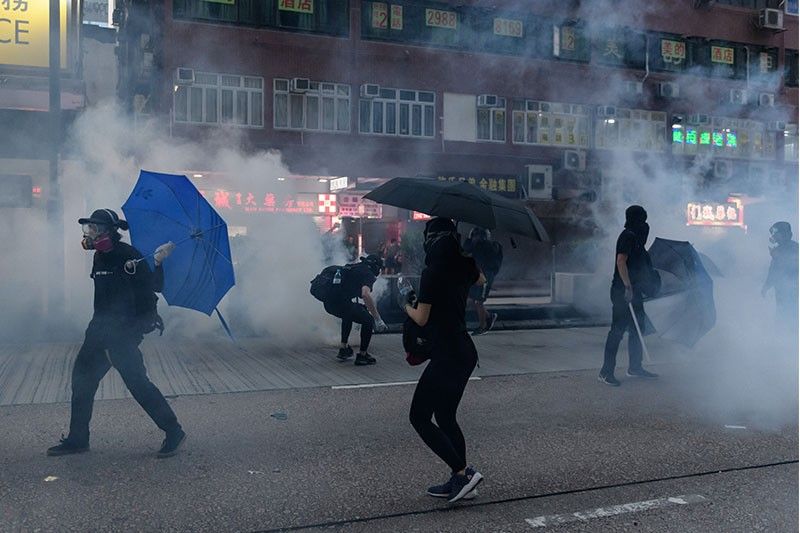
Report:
122,170,235,328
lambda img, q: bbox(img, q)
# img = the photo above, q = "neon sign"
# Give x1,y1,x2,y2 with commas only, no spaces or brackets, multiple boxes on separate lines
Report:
686,197,745,229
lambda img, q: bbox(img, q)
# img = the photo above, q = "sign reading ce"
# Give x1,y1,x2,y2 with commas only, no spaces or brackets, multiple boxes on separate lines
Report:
1,0,70,69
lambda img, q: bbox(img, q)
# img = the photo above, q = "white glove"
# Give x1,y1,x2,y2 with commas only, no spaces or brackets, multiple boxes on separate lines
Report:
153,241,176,266
374,318,388,333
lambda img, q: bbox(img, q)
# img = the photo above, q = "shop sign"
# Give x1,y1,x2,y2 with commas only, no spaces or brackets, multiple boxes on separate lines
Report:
434,174,519,198
686,197,744,229
711,46,735,65
278,0,313,15
338,194,383,218
660,39,685,64
411,211,431,221
329,176,349,191
199,190,336,215
0,0,69,69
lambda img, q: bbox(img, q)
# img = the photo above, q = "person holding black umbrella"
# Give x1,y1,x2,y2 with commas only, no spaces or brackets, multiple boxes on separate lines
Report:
761,221,799,328
403,217,486,503
47,209,186,458
599,205,659,387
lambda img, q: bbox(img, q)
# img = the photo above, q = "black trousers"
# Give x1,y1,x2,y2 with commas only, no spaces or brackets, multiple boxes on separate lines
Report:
68,319,181,445
324,299,374,352
601,289,645,377
409,333,478,473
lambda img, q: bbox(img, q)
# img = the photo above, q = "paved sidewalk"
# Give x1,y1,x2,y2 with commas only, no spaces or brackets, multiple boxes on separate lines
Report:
0,327,676,406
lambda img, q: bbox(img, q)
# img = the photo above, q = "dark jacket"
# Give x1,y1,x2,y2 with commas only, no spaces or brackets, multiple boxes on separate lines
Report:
90,241,160,328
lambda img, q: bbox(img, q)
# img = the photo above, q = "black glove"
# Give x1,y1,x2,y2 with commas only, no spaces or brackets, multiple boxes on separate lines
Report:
138,312,164,335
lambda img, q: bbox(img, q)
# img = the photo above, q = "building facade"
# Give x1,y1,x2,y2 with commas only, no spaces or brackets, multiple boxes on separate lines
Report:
116,0,798,241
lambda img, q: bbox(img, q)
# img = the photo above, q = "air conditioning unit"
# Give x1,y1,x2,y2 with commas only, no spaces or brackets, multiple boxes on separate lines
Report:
687,113,711,125
713,160,732,180
291,78,311,92
658,82,680,98
563,150,587,171
767,120,787,132
175,68,195,85
477,94,499,108
360,83,380,98
729,89,748,105
758,8,784,31
758,93,775,107
596,106,617,118
623,81,644,95
525,165,553,200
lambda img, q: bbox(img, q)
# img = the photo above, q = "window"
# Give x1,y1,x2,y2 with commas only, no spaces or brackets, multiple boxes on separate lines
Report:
593,28,647,70
173,0,350,36
672,116,775,160
477,97,506,142
174,71,264,128
553,23,590,63
594,108,666,152
688,39,747,79
273,79,351,133
786,50,799,87
359,86,435,138
785,124,799,161
749,47,780,85
511,100,591,148
361,1,460,48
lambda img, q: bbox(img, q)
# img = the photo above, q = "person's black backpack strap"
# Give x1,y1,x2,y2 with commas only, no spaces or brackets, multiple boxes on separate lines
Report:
310,264,353,302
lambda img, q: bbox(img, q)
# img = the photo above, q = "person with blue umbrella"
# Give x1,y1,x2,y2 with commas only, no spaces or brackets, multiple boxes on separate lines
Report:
47,209,186,458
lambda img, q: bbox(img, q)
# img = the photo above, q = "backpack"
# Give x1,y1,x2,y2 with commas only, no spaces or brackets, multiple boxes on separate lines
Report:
309,264,350,302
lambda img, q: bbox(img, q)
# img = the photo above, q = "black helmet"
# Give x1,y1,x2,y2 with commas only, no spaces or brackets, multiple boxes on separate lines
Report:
78,208,129,231
361,254,384,275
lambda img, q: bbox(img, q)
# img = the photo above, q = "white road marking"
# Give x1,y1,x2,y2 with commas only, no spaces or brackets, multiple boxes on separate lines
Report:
525,494,706,528
43,476,59,482
724,425,747,429
332,377,481,390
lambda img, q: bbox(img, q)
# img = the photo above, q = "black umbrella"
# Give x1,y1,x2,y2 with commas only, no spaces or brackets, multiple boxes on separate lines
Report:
645,238,718,347
364,177,549,241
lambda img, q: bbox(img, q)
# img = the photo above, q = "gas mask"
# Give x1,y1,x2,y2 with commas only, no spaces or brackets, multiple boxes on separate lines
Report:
81,223,114,252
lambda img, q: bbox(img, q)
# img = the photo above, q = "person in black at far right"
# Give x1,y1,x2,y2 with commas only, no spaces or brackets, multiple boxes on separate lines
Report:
761,221,799,329
404,217,486,504
47,209,186,458
463,227,503,335
599,205,659,387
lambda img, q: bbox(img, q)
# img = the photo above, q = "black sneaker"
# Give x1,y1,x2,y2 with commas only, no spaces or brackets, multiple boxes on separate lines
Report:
427,467,477,499
447,469,483,503
47,436,89,457
354,353,376,366
157,429,186,458
598,373,621,387
486,313,499,332
337,346,354,361
471,327,487,337
627,368,659,378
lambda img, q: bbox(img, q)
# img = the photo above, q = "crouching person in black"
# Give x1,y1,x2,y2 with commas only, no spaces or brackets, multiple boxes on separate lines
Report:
324,254,388,366
404,217,486,503
47,209,185,458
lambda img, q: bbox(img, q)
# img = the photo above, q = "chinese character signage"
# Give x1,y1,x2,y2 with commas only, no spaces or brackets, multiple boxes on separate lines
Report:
279,0,313,15
660,39,686,64
371,2,387,28
411,211,432,221
711,46,735,65
338,194,383,218
686,197,745,229
200,190,335,215
329,177,349,191
434,174,519,198
0,0,69,69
